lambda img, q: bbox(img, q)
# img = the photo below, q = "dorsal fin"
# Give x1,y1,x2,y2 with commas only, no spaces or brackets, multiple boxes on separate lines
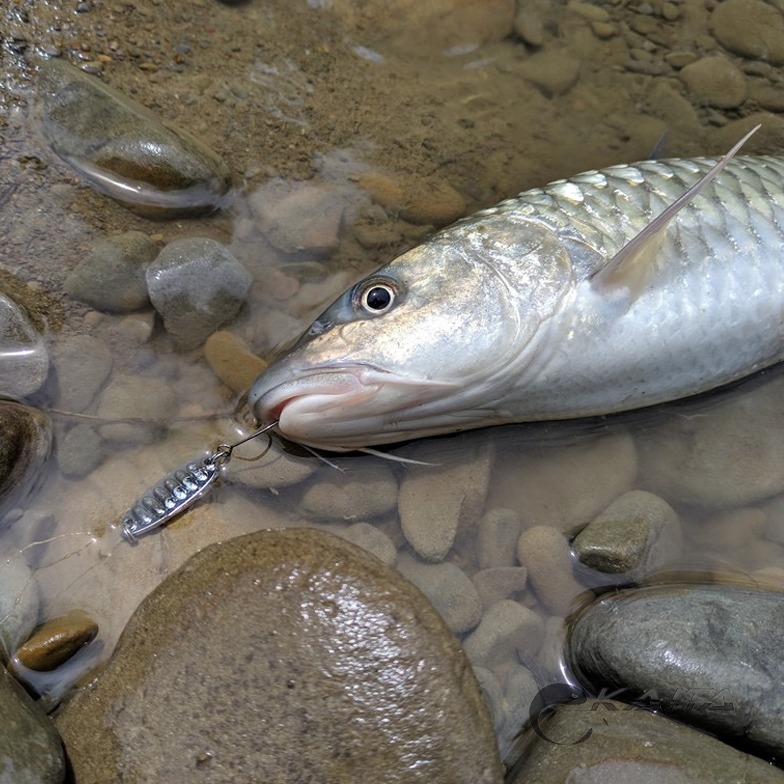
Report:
591,124,760,300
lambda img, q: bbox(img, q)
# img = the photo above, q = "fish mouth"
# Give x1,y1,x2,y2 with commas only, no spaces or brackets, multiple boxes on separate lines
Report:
249,363,457,449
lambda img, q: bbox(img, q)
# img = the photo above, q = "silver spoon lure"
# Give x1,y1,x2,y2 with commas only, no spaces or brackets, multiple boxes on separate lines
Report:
120,421,277,544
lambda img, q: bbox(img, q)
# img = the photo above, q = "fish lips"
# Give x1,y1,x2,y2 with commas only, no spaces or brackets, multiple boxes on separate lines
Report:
249,363,455,450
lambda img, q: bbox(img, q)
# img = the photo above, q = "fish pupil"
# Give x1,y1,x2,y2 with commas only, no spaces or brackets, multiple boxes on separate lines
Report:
365,286,392,311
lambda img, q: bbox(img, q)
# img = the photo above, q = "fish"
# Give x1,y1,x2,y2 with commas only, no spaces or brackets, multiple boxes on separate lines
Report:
249,127,784,451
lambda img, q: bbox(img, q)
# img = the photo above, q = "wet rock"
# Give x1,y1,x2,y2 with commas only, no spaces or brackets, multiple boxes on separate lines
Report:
397,555,482,633
572,490,681,579
0,668,65,783
0,557,40,658
472,566,528,609
568,584,784,759
518,49,581,97
473,666,506,733
146,238,252,350
13,610,98,671
679,56,747,109
711,0,784,66
333,522,398,565
64,232,157,312
490,429,637,531
0,402,51,520
95,374,177,445
463,599,544,669
636,374,784,507
229,440,317,491
499,664,539,755
204,330,266,393
399,440,492,562
300,463,398,521
37,59,233,218
56,529,502,784
478,507,524,569
518,526,586,616
0,292,49,399
56,423,104,478
51,334,113,412
507,697,784,784
254,183,345,254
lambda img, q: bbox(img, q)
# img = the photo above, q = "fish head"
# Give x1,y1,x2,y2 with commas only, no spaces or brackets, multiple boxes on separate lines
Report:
250,214,573,449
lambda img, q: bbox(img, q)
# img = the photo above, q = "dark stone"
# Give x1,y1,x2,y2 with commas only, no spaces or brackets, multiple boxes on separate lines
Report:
507,698,784,784
568,584,784,760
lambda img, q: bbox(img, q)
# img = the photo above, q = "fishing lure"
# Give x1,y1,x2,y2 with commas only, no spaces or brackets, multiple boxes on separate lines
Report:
120,421,277,543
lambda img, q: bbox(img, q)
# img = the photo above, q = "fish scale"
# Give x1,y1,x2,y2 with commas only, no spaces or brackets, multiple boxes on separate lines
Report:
249,148,784,449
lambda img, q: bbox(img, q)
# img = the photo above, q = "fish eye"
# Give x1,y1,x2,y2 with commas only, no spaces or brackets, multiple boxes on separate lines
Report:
356,280,397,314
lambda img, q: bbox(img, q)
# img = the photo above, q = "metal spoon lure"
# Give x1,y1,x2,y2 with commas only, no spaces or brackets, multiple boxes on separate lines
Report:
120,421,277,544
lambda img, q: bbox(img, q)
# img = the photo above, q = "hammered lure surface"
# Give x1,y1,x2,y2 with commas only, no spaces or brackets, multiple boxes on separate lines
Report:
120,451,227,543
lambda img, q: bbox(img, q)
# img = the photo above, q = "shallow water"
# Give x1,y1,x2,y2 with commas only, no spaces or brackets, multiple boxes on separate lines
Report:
2,0,784,767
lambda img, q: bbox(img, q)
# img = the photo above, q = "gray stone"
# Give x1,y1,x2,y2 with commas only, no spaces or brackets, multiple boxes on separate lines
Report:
96,374,177,445
146,238,252,350
0,556,40,658
0,293,49,399
254,183,345,254
568,584,784,760
711,0,784,65
518,526,586,616
333,522,398,565
56,424,104,478
229,440,317,491
51,335,113,412
507,698,784,784
463,599,545,669
499,664,539,756
573,490,681,579
397,555,482,633
478,507,523,569
399,440,493,562
37,60,233,218
472,666,506,734
473,566,528,609
64,232,156,313
299,463,398,521
0,668,65,783
56,529,502,784
0,402,51,521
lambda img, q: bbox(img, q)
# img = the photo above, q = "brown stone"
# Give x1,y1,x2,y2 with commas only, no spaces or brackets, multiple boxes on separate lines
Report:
13,610,98,672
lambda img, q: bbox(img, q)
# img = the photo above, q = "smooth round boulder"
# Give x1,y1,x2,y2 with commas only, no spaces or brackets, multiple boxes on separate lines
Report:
56,528,502,784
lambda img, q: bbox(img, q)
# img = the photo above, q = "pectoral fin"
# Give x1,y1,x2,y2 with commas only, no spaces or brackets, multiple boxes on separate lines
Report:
591,124,760,300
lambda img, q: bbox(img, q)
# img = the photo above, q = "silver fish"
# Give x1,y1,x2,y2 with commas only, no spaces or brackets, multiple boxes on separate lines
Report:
250,128,784,450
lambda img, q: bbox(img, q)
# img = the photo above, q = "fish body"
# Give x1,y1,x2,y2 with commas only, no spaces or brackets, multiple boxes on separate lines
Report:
250,151,784,450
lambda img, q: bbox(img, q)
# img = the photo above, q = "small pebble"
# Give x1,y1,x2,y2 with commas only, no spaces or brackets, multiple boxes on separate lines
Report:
56,424,104,478
333,523,398,566
462,599,544,669
52,334,113,412
204,330,267,393
517,526,585,616
680,55,747,109
299,464,398,522
146,238,252,350
397,555,482,633
472,567,528,610
64,232,157,313
477,508,523,569
230,441,318,491
13,610,98,671
518,49,580,98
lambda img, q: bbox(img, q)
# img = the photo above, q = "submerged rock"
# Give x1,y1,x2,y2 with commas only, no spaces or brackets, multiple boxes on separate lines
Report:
0,401,51,521
568,584,784,760
56,529,502,783
13,610,98,672
146,238,252,350
64,232,157,313
0,557,41,658
51,334,113,412
0,668,65,783
37,59,233,218
0,292,49,399
508,697,784,784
